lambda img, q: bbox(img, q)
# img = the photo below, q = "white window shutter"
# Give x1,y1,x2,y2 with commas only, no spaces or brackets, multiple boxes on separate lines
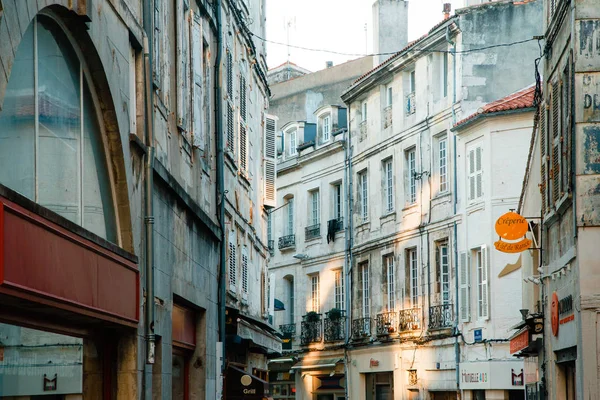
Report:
191,11,204,149
241,246,249,298
263,114,278,208
176,2,189,131
475,146,483,198
459,251,470,322
228,231,237,291
481,245,489,320
468,150,475,201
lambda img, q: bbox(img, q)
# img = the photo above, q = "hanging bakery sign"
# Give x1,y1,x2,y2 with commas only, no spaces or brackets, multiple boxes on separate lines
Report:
494,211,532,253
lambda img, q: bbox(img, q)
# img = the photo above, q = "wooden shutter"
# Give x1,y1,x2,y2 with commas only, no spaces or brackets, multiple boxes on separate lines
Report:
153,0,161,83
228,231,236,290
562,65,571,192
540,107,547,215
191,11,204,149
263,114,277,208
226,50,233,98
475,146,483,199
227,104,234,153
176,1,190,131
551,81,561,204
459,251,470,322
480,245,489,320
239,76,247,171
241,246,249,297
468,149,475,201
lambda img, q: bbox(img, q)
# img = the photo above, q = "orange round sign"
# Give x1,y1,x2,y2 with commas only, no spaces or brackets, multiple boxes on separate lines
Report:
551,292,559,337
495,212,528,240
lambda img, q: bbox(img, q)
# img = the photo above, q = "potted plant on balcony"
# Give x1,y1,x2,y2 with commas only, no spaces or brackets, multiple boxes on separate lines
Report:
328,308,342,321
306,311,320,322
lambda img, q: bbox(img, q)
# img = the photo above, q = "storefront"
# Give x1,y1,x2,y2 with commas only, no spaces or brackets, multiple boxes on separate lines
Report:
459,361,525,399
225,364,272,400
290,356,345,400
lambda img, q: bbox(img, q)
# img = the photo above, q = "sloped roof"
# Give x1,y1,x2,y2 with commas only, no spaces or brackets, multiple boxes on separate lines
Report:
453,85,536,130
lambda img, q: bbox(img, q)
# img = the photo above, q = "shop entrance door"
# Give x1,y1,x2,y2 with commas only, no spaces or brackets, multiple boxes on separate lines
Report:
431,391,457,400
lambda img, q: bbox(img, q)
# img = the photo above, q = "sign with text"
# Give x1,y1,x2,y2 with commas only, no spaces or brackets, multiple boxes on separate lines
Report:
494,211,532,253
460,361,524,390
510,328,529,354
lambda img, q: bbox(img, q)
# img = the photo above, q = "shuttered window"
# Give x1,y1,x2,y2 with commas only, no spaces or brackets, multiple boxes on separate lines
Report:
227,104,234,154
153,0,161,84
476,245,489,320
551,81,561,203
263,114,277,208
176,1,190,133
540,106,547,215
459,251,470,322
562,64,571,193
241,246,248,296
226,50,233,97
228,231,237,290
467,145,483,202
191,10,205,150
239,75,247,171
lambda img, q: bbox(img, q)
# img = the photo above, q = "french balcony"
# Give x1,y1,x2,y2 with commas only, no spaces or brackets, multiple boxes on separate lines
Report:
301,313,323,345
406,92,416,116
305,223,320,240
428,304,454,330
383,106,392,129
398,308,421,332
278,234,295,250
324,310,346,342
329,217,344,233
352,317,372,340
376,311,398,336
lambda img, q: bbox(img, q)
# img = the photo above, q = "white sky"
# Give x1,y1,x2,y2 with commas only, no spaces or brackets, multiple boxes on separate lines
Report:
265,0,465,72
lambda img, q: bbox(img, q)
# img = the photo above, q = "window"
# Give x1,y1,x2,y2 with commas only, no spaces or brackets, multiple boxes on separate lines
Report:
442,52,448,98
287,129,297,156
410,70,416,93
383,255,395,311
438,136,448,193
310,190,320,226
228,231,237,290
288,277,295,324
226,50,235,155
263,114,277,208
319,113,331,144
361,101,368,122
407,148,417,204
386,86,393,107
267,212,273,245
334,270,344,310
0,15,117,241
239,74,248,171
176,2,190,134
436,241,450,304
333,183,343,220
359,171,368,221
406,248,418,307
287,198,294,235
383,159,394,213
310,274,320,313
475,245,489,319
467,145,483,202
241,246,249,296
359,263,370,317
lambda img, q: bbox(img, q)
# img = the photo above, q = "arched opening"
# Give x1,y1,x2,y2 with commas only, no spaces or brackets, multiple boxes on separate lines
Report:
0,14,118,243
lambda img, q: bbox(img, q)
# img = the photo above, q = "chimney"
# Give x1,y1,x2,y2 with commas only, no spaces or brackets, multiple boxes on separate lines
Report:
326,61,334,69
443,3,451,20
372,0,408,67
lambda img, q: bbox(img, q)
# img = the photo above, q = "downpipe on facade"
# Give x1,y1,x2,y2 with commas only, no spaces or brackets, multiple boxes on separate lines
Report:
142,0,156,367
214,0,227,380
342,124,353,400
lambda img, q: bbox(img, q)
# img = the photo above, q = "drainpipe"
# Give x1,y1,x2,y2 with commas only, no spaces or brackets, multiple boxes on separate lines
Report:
214,0,226,380
446,25,460,397
343,113,354,400
142,0,156,368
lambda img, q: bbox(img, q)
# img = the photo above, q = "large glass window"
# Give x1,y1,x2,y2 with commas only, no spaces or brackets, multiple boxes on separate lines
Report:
0,16,117,242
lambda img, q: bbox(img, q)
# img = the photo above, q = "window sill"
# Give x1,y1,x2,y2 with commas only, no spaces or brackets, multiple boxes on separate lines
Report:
433,191,451,202
402,203,418,212
380,211,396,224
466,201,484,215
356,221,370,232
305,236,321,243
225,152,238,174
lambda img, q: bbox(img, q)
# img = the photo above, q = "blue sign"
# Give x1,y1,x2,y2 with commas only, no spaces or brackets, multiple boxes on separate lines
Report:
474,329,483,343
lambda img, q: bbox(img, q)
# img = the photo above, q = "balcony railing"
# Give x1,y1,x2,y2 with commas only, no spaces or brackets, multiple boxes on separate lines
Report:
305,223,320,240
279,323,296,337
376,311,398,336
278,235,295,250
301,314,323,345
359,120,367,141
324,310,346,342
406,92,415,116
383,106,392,129
398,308,421,332
428,304,454,330
351,317,372,340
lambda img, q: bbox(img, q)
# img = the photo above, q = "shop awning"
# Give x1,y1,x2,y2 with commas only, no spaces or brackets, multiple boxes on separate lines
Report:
291,358,344,371
225,365,271,399
237,319,282,354
274,298,285,311
268,357,295,364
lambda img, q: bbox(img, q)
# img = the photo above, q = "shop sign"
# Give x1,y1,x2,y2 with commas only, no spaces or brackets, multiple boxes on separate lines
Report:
512,369,524,386
551,292,574,337
510,328,529,354
370,358,379,367
494,211,532,253
460,361,524,390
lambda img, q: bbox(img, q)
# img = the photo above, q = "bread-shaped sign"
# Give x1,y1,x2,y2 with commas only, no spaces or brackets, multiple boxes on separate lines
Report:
494,211,531,253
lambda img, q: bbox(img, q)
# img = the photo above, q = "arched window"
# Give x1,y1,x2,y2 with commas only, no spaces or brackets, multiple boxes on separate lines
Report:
0,15,117,242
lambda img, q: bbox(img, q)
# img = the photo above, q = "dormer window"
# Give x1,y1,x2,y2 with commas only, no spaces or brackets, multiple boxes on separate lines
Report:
318,113,331,145
287,128,297,157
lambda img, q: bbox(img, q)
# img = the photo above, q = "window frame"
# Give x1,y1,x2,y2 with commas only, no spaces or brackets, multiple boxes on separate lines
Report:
384,255,396,311
334,269,344,311
286,197,294,235
309,189,320,226
359,170,368,222
467,143,483,203
361,101,368,123
406,148,417,204
360,262,370,318
333,183,343,221
438,135,448,194
383,158,394,213
407,248,418,307
386,86,393,108
310,274,320,313
287,128,297,157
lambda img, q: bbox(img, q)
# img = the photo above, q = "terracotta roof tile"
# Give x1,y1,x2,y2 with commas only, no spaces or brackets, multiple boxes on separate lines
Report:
454,84,536,128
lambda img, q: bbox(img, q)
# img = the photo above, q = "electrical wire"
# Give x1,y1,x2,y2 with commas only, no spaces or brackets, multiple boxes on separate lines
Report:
250,31,537,57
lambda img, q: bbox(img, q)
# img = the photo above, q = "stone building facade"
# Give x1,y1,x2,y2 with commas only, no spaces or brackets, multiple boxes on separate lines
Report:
0,0,275,398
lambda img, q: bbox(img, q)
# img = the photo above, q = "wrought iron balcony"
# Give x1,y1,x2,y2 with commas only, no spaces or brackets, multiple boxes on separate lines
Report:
330,217,343,233
398,308,421,332
406,92,416,116
301,314,322,345
305,223,320,240
324,310,346,342
383,106,392,129
376,311,398,336
352,317,372,340
279,323,296,338
278,234,295,250
428,303,454,330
